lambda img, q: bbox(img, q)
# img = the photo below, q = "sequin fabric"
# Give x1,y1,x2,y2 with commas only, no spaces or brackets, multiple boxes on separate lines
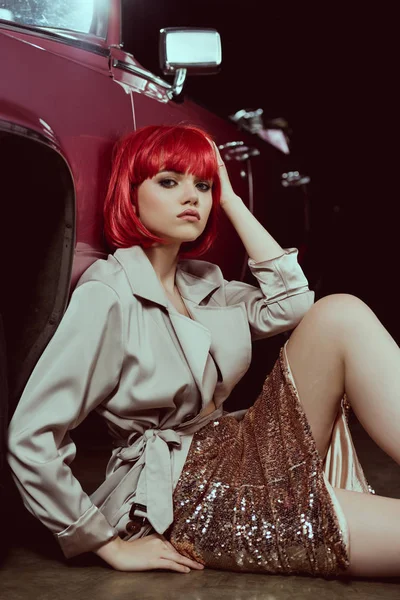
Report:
168,347,350,576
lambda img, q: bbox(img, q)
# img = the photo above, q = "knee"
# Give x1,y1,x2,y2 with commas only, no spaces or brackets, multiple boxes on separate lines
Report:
305,293,371,335
288,293,374,358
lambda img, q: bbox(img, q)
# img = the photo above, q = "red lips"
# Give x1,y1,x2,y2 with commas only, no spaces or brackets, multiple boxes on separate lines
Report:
177,209,200,220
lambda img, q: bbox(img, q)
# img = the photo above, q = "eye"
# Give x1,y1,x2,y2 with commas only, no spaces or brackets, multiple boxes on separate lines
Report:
159,178,177,188
196,182,212,192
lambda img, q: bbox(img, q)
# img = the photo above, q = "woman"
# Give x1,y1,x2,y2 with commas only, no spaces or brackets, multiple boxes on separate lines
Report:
7,124,400,578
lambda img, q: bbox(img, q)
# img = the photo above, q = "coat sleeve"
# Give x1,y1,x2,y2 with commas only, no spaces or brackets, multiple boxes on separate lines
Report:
224,247,315,340
7,281,124,558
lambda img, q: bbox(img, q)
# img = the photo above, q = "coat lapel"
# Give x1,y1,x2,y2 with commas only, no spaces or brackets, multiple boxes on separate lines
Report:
166,312,212,400
113,247,252,405
176,265,252,398
182,300,251,402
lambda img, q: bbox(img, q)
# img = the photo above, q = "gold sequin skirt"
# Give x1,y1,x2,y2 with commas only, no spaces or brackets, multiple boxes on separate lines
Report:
168,341,371,576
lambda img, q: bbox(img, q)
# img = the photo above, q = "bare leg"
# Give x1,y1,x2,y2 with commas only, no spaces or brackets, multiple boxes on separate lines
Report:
285,293,400,576
333,489,400,577
286,293,400,462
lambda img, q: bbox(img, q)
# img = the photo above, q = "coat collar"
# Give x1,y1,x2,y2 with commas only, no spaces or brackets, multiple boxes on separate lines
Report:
113,245,221,307
113,245,251,408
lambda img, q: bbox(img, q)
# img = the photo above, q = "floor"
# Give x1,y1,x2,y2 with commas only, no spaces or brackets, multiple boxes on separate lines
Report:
1,416,400,600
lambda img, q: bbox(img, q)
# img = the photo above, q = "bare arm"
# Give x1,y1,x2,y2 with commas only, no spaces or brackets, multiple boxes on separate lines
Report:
214,144,285,262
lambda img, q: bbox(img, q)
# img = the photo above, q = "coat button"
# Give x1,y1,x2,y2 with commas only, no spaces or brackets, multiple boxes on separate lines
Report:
126,520,142,535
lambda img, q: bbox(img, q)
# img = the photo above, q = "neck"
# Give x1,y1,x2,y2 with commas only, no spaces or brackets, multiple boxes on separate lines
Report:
142,244,181,293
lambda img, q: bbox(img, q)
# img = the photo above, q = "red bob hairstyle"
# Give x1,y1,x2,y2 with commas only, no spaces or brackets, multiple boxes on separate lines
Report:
103,124,221,258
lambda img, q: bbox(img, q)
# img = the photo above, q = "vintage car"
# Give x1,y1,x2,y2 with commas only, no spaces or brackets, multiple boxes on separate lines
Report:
0,1,309,506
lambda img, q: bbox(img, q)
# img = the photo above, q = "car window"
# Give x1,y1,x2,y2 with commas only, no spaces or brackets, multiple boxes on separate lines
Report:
0,0,102,36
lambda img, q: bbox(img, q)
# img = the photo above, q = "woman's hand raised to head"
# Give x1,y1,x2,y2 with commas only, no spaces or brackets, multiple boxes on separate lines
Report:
208,140,285,262
94,533,205,573
211,142,242,210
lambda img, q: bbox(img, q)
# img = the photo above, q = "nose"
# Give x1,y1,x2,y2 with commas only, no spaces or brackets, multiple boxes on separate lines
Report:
181,181,199,206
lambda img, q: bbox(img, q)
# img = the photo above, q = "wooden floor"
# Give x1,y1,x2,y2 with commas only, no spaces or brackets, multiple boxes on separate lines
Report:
1,416,400,600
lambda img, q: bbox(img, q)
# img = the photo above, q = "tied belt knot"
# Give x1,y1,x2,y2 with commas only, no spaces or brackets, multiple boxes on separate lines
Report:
116,428,182,534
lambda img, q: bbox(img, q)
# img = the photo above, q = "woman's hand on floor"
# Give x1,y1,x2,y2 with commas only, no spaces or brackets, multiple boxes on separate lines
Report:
94,533,205,573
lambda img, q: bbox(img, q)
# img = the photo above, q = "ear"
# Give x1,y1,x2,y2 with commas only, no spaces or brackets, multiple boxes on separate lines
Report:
130,182,138,214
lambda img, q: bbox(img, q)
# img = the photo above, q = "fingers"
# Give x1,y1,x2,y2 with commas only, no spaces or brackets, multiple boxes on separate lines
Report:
173,553,204,571
213,144,225,166
206,138,225,167
111,533,205,574
158,558,191,573
157,553,204,574
163,540,204,570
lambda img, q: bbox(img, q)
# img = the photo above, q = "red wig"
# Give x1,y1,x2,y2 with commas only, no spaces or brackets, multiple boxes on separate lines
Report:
103,124,221,258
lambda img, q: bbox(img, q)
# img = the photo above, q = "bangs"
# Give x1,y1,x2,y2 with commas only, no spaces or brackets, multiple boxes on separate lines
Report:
132,126,219,184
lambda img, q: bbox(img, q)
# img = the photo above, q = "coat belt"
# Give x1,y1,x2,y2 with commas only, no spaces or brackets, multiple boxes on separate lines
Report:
116,428,182,534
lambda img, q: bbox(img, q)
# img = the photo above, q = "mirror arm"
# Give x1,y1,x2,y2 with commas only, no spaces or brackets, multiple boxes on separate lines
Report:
111,59,187,100
166,68,187,100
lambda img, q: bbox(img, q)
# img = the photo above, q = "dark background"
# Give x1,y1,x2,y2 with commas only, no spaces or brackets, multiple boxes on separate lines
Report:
121,1,398,341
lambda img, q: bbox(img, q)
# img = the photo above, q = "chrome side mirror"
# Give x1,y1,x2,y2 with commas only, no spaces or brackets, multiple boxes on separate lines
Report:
159,28,222,98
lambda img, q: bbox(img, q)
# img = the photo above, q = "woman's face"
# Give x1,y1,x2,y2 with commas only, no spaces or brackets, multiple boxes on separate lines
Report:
136,170,213,245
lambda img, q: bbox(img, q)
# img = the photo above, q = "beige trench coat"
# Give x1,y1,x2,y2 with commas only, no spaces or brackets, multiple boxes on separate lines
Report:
8,245,314,558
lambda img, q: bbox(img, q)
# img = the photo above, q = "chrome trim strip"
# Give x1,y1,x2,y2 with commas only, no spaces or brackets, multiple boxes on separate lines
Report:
218,141,244,149
0,119,59,151
112,59,172,91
